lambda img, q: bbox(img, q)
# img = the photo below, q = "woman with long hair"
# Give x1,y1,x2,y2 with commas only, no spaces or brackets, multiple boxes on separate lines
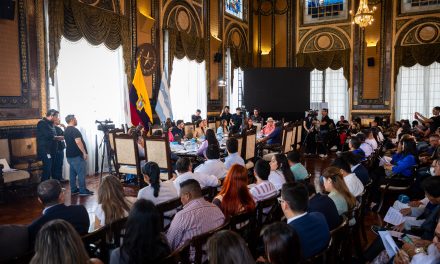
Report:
384,135,417,177
95,175,132,229
322,166,357,216
137,162,178,205
207,230,254,264
110,199,171,264
269,154,295,190
194,119,207,138
213,164,255,219
260,222,302,264
197,128,220,157
30,219,102,264
216,119,229,140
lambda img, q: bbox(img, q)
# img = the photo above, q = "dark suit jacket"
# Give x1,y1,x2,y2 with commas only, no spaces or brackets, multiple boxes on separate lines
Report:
288,212,330,259
308,193,342,230
353,164,370,185
28,203,90,243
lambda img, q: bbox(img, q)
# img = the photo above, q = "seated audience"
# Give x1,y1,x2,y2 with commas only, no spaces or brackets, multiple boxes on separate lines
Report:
349,136,365,159
30,219,102,264
195,144,228,179
262,117,275,136
167,179,225,250
137,162,178,204
95,175,132,229
171,120,185,141
213,164,256,218
260,222,302,264
358,133,374,158
384,135,417,177
269,154,294,191
224,137,245,169
364,128,378,150
219,106,232,124
197,128,219,157
259,121,283,146
194,119,207,138
216,119,229,140
207,230,255,264
280,182,330,259
244,118,256,132
332,157,364,197
286,151,309,181
28,180,89,243
322,167,357,216
192,109,202,124
251,108,263,124
173,157,220,195
110,199,170,264
250,160,277,201
342,151,370,185
307,183,342,230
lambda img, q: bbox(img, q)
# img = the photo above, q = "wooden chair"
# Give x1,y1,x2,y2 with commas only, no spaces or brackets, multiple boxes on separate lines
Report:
305,238,332,264
229,134,244,159
208,121,216,131
106,217,127,250
255,122,262,134
295,123,303,151
256,196,281,230
151,124,164,135
282,125,295,154
82,226,108,263
113,134,143,187
359,180,372,242
343,204,363,258
228,211,257,255
108,128,125,153
328,215,349,263
184,123,195,138
144,135,173,180
242,130,257,169
160,240,191,264
156,197,183,230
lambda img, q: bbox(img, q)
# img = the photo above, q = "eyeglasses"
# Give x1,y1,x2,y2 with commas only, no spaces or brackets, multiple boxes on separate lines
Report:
277,197,285,204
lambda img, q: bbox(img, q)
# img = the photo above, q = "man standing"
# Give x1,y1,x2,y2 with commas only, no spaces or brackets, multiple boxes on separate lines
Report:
219,106,232,124
64,115,93,196
37,109,63,181
51,115,67,183
230,107,243,134
318,108,331,158
191,109,202,123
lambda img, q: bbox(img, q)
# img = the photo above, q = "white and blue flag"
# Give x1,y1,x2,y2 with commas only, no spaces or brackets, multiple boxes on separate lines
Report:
155,71,173,122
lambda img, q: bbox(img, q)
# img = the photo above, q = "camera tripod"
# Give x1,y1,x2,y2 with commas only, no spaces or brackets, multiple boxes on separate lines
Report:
98,129,115,181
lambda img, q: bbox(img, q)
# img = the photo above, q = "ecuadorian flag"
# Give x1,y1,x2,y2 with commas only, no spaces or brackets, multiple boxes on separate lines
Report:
129,60,153,127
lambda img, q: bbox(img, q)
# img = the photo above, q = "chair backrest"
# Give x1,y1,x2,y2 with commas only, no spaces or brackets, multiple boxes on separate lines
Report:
256,196,280,228
144,136,173,180
106,217,128,249
243,130,257,161
8,137,37,160
114,134,140,167
283,125,294,154
156,197,183,230
151,124,164,135
229,134,244,158
215,120,221,130
208,121,216,130
109,128,125,152
255,123,262,134
184,123,195,136
189,221,230,264
160,240,191,264
329,215,349,263
296,123,303,150
82,227,108,263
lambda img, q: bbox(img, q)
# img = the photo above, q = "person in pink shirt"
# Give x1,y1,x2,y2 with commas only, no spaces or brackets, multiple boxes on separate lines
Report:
262,117,275,136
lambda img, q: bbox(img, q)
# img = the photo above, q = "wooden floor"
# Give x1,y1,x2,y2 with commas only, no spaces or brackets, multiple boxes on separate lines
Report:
0,154,384,249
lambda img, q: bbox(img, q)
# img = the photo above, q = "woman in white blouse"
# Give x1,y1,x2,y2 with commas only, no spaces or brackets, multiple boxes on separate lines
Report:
268,154,295,191
137,162,178,205
95,175,132,229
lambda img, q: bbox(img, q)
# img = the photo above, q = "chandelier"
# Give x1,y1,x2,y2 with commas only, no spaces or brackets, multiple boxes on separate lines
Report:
350,0,377,28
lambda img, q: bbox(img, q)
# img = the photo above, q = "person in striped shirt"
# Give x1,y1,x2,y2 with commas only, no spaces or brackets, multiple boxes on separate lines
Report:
250,160,277,202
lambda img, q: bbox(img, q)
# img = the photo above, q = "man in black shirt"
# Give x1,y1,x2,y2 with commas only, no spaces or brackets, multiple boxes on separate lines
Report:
318,108,331,158
415,107,440,137
219,106,232,124
229,107,243,134
64,115,93,196
251,108,263,124
191,109,202,124
37,109,63,181
51,115,67,183
171,120,185,141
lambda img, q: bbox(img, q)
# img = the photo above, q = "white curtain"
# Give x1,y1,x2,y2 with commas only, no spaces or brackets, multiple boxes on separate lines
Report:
396,62,440,121
169,56,207,122
230,68,243,110
52,38,129,177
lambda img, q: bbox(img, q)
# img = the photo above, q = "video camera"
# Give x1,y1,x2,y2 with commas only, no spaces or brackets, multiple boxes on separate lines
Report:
96,119,115,132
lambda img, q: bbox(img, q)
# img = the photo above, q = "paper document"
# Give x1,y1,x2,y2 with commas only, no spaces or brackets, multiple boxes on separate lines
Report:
384,207,405,226
393,200,410,211
378,231,399,258
379,156,392,166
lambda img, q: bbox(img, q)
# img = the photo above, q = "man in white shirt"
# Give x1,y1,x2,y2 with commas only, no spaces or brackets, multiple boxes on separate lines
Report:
250,160,277,201
224,138,245,169
332,157,364,197
194,144,227,179
173,157,220,195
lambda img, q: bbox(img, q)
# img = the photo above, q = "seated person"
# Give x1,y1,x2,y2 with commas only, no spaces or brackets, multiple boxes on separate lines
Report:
269,154,294,191
207,230,255,264
332,157,364,197
280,182,330,259
195,144,227,179
95,175,132,229
349,136,366,159
216,119,229,140
224,137,245,169
219,106,232,124
251,108,263,124
194,119,207,138
197,129,219,157
128,126,145,158
258,121,283,146
307,183,342,230
364,128,379,150
173,157,220,195
341,151,370,185
384,135,417,177
358,132,374,158
110,199,171,264
171,120,185,141
167,179,225,250
28,180,89,243
213,164,256,219
243,118,256,133
336,115,349,130
229,108,243,134
261,117,275,136
191,109,202,124
250,160,277,202
137,162,178,205
287,151,309,181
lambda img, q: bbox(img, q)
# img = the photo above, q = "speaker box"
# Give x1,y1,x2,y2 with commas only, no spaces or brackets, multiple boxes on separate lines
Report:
0,0,15,20
367,57,375,67
214,52,222,63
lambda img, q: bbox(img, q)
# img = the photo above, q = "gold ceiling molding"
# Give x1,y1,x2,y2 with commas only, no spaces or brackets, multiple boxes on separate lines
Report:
299,29,311,42
301,31,349,53
401,22,440,46
337,25,352,38
395,18,412,33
